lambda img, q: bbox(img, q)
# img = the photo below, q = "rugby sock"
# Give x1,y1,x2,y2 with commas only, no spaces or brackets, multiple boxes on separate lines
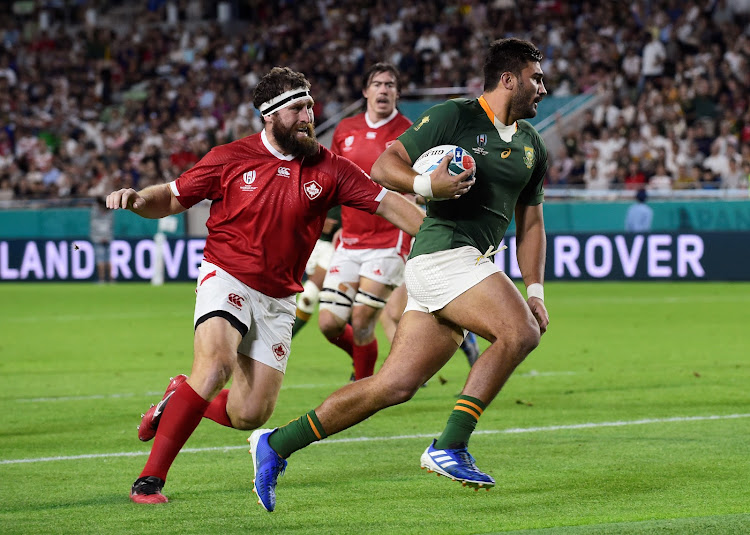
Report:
268,410,328,459
353,339,378,380
328,323,354,357
434,395,486,450
203,389,233,427
140,382,209,481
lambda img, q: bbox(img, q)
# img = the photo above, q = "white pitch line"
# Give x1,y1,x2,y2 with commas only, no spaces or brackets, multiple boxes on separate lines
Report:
1,413,748,466
13,372,576,404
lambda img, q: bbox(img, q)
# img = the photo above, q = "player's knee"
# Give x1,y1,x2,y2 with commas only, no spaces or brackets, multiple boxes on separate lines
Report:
318,286,353,331
509,317,541,363
375,374,421,406
229,403,273,430
318,309,345,339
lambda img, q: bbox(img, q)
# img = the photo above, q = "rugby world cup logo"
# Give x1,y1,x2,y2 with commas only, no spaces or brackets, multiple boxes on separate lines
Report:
243,170,256,184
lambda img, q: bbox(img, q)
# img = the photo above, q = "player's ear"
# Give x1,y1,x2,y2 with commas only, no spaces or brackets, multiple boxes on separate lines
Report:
501,72,514,90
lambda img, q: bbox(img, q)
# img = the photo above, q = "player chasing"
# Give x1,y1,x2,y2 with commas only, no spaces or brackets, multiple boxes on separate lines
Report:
316,63,414,381
106,67,469,504
248,38,550,512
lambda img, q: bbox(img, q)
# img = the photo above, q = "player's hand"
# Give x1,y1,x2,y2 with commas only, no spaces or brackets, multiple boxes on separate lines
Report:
106,188,145,211
429,154,476,199
527,297,549,335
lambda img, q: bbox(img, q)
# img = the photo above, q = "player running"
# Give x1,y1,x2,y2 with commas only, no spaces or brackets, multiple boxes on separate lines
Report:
249,38,550,511
316,63,414,381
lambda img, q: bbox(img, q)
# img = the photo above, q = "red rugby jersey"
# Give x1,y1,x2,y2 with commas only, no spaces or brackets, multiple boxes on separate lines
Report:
171,130,386,297
331,110,412,253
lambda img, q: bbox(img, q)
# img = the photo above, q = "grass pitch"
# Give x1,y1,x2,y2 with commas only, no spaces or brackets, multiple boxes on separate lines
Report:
0,282,748,534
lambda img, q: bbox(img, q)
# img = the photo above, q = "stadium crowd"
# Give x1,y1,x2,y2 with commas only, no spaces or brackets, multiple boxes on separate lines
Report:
0,0,748,201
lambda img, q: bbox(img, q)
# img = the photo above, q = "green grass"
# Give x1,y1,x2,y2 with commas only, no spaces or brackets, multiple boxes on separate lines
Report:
0,282,748,534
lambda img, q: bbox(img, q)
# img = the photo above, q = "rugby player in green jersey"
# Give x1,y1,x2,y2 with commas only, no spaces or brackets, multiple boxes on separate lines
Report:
250,38,550,511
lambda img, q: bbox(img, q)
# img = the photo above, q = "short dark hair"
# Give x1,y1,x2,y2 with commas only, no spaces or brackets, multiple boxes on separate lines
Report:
483,38,543,92
363,62,401,92
253,67,311,117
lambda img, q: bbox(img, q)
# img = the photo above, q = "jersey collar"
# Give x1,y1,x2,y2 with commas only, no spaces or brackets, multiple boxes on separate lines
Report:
365,108,398,129
261,129,296,161
478,96,517,143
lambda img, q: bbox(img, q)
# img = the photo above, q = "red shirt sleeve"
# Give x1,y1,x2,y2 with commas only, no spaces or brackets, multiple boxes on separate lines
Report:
332,153,385,214
172,149,226,209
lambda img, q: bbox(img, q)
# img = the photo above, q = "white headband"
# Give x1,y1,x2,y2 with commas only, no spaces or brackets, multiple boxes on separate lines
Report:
259,88,311,117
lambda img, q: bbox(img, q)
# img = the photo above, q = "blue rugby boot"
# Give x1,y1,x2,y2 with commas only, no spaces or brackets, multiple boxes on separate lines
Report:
420,440,495,490
460,332,480,367
248,429,287,512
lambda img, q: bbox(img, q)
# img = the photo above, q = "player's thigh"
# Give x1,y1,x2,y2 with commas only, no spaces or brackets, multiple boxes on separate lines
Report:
438,271,539,346
192,316,243,399
308,264,328,288
376,310,459,392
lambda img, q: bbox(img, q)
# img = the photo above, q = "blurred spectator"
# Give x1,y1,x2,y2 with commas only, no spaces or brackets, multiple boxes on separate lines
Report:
624,188,653,232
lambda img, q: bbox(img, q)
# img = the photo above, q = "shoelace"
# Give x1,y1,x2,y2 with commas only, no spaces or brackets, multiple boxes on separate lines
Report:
455,449,481,474
475,244,507,265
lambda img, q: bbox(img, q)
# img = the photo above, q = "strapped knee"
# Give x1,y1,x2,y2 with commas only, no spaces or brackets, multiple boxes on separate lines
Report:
319,287,354,320
354,290,387,309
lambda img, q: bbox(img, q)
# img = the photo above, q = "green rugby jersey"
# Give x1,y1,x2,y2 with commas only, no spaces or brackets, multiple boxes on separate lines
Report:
399,97,547,259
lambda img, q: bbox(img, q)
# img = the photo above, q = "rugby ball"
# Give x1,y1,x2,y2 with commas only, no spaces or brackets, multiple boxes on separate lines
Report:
412,145,476,178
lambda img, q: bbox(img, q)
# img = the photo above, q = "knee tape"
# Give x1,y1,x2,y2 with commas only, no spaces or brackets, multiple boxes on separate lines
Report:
319,287,354,320
354,290,387,309
297,280,320,315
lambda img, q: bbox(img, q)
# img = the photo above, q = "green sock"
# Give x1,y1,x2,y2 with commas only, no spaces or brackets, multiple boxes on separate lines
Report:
291,317,308,338
434,395,486,450
268,410,327,458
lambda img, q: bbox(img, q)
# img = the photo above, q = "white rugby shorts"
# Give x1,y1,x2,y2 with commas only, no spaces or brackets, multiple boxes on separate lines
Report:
194,261,296,373
404,245,500,314
323,245,407,289
305,239,335,275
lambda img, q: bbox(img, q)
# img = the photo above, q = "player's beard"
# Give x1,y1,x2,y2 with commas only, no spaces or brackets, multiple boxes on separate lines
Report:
511,79,540,120
272,120,319,158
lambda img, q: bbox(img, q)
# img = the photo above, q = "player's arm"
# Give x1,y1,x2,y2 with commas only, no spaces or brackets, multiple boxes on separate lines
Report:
371,140,474,200
375,190,425,237
106,183,186,219
514,202,549,334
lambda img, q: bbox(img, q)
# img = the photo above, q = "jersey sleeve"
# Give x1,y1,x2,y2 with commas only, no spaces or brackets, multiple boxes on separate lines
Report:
332,154,386,214
171,149,225,208
517,134,548,206
398,100,460,163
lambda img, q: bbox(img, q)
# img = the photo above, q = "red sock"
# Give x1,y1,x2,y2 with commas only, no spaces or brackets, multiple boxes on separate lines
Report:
353,339,378,380
203,389,233,428
140,382,209,481
328,323,354,357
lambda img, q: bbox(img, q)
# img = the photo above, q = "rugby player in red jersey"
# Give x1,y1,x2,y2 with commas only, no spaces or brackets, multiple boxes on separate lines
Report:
106,67,471,504
316,63,414,381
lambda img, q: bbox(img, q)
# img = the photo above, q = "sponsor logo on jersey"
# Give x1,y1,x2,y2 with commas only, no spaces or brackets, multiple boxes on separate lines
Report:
366,131,377,139
476,134,488,147
304,180,322,200
501,149,511,159
414,116,430,131
523,146,535,168
227,293,244,310
277,166,291,177
472,147,489,156
272,343,288,361
240,170,257,192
